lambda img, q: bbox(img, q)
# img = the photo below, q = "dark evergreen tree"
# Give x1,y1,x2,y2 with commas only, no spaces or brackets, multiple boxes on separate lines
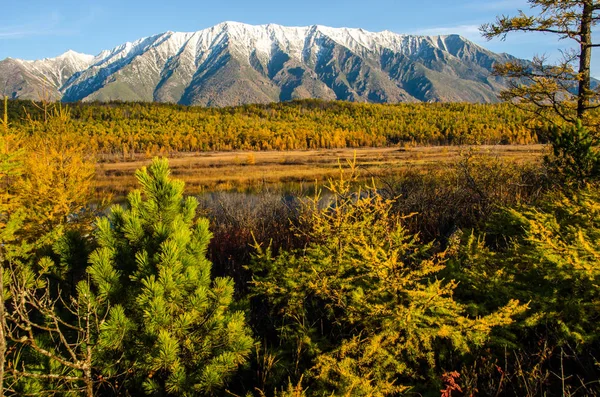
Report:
545,120,600,184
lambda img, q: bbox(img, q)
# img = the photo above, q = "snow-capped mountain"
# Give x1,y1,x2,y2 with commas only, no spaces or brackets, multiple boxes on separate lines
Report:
0,50,94,100
0,22,517,105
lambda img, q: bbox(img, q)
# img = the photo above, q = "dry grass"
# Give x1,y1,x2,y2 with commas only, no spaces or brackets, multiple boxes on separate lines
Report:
95,145,545,196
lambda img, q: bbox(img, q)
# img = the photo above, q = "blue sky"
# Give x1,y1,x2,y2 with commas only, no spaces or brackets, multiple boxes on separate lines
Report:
1,0,598,76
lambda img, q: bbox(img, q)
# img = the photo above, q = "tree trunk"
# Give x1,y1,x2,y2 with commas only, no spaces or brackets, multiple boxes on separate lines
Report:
577,1,594,120
85,298,93,397
0,261,6,397
85,365,93,397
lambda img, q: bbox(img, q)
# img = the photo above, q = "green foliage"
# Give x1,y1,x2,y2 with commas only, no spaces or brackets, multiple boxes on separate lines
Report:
88,157,254,395
3,233,119,397
3,95,598,395
251,161,524,395
545,120,600,184
507,186,600,344
451,184,600,394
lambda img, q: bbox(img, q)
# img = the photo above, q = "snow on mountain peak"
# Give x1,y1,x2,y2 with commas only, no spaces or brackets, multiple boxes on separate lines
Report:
68,22,476,75
56,50,94,62
0,20,519,106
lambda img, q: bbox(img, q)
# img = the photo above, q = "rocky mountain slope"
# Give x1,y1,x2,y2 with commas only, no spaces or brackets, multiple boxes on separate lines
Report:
0,50,94,101
0,22,518,105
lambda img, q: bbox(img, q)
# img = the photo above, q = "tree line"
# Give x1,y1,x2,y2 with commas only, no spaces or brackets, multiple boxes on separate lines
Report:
6,99,547,157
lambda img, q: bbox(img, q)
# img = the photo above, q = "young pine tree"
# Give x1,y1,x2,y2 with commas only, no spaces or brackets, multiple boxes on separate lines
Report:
88,157,253,395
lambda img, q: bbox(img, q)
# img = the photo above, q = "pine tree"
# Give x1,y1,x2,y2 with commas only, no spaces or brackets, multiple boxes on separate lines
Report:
88,157,254,395
481,1,600,182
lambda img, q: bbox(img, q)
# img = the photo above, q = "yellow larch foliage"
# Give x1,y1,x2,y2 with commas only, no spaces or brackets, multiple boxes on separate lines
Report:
17,105,97,241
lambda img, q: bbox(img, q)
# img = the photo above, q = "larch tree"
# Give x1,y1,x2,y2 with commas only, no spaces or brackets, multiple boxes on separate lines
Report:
0,97,118,397
482,0,600,183
87,157,254,395
251,160,525,396
18,104,97,244
481,0,600,125
451,184,600,395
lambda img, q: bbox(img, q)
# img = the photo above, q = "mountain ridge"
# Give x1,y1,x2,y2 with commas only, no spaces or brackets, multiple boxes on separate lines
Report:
0,22,518,106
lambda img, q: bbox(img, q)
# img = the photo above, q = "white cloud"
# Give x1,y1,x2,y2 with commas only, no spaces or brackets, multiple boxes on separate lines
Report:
0,31,28,38
0,28,75,40
0,12,73,40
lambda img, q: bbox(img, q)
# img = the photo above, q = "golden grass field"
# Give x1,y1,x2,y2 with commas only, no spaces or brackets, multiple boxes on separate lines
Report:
96,145,546,195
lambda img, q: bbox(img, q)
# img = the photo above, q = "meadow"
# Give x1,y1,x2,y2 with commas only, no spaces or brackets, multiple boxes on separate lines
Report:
96,144,545,195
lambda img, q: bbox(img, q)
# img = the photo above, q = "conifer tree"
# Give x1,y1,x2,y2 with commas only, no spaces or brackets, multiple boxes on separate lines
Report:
1,99,120,397
251,161,524,395
482,1,600,182
481,0,600,125
88,157,253,395
506,186,600,345
4,258,118,397
451,185,600,394
546,119,600,183
18,104,96,243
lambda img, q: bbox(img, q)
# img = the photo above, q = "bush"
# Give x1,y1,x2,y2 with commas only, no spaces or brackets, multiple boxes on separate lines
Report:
449,184,600,395
250,162,524,396
545,120,600,185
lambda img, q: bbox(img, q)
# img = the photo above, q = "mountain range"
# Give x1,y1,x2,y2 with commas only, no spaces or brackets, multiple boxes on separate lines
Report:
0,22,519,106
